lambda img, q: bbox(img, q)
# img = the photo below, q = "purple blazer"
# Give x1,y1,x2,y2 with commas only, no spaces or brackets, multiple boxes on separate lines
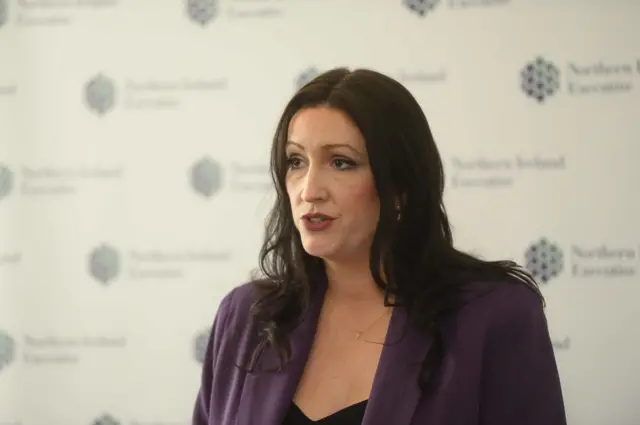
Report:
193,279,567,425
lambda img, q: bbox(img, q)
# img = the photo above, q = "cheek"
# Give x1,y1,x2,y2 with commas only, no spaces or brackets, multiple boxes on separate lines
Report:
285,177,296,200
343,179,379,216
285,177,300,219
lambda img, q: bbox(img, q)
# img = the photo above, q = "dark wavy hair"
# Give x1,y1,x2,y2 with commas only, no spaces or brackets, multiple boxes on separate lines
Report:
247,67,542,393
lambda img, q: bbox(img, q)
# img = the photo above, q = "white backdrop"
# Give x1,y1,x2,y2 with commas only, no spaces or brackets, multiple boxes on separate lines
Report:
1,0,639,424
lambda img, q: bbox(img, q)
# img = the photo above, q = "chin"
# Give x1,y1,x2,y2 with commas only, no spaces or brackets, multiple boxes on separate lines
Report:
300,240,339,259
302,246,336,259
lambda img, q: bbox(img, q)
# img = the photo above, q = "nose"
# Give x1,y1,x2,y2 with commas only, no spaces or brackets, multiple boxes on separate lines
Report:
301,165,328,203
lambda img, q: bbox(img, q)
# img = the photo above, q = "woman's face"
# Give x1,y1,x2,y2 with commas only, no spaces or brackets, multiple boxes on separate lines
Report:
285,106,380,264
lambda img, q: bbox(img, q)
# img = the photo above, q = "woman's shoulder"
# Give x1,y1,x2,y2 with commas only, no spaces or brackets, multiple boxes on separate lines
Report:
204,280,266,363
213,280,262,325
454,278,546,335
463,277,543,308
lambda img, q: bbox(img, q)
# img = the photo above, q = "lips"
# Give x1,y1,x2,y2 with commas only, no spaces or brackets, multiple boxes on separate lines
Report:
302,213,335,222
301,213,335,231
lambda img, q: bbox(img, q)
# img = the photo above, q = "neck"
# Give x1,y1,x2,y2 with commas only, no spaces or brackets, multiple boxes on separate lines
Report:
322,259,385,304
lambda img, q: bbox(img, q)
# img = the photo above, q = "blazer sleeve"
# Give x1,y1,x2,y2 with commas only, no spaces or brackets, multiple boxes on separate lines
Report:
192,289,236,425
479,286,567,425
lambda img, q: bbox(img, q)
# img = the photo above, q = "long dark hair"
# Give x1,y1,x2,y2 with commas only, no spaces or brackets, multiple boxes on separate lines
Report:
247,67,542,393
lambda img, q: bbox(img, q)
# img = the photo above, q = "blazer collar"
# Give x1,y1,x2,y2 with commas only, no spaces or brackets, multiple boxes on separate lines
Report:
236,281,431,425
361,305,431,425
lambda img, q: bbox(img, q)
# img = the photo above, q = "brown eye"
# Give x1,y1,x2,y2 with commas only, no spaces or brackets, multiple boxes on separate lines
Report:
286,156,303,169
332,157,356,170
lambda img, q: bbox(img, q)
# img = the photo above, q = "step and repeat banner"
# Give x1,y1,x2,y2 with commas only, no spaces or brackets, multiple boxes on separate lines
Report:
0,0,639,424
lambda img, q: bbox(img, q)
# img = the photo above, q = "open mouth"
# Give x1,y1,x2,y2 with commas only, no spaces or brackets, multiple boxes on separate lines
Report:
308,217,328,223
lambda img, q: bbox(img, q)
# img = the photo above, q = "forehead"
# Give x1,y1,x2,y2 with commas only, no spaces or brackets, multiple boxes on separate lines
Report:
287,106,365,149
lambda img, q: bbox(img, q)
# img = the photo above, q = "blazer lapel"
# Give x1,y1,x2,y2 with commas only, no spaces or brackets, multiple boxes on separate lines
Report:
236,282,326,425
235,281,430,425
362,306,432,425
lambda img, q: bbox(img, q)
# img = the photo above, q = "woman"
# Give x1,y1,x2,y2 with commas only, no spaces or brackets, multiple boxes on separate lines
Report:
192,68,567,425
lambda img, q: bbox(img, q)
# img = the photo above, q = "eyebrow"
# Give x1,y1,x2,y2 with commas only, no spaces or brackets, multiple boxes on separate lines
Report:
286,141,364,157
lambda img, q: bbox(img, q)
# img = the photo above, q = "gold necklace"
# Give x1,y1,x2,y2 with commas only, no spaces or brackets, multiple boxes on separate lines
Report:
353,308,391,341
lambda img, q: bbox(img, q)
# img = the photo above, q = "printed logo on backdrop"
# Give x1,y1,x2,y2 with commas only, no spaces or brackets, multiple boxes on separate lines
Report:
0,0,8,29
185,0,291,23
89,244,121,285
295,67,321,91
552,337,571,351
448,154,566,189
194,329,210,363
0,332,126,366
520,56,640,102
87,242,231,281
92,413,120,425
0,251,21,268
524,237,639,282
191,157,223,198
85,74,116,116
403,0,440,16
0,82,17,96
6,164,123,196
191,156,273,193
11,0,117,27
403,0,510,16
186,0,218,26
83,73,228,112
521,57,561,103
525,238,564,284
0,165,13,201
0,331,15,372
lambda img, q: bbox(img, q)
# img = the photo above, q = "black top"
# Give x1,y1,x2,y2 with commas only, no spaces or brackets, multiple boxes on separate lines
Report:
282,400,368,425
